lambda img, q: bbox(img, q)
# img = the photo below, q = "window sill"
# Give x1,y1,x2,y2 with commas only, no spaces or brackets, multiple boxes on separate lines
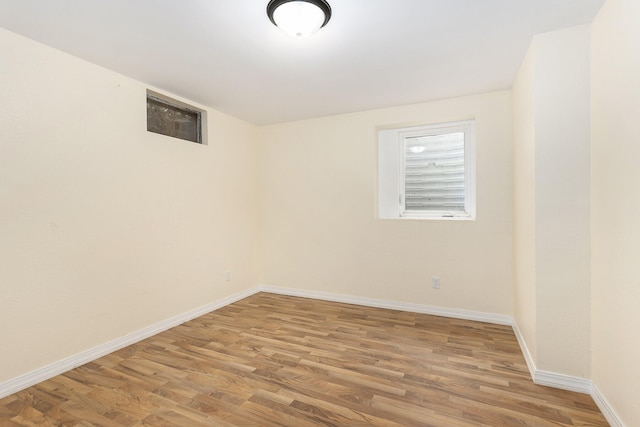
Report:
397,213,475,221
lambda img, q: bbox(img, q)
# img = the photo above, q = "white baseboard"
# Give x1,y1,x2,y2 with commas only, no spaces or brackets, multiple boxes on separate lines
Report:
591,384,625,427
511,321,537,378
534,370,593,394
1,284,626,427
511,317,625,426
258,285,513,325
0,287,259,399
511,319,592,393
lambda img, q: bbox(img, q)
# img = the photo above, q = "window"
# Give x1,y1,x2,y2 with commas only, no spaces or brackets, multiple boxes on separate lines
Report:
378,120,476,220
146,90,205,144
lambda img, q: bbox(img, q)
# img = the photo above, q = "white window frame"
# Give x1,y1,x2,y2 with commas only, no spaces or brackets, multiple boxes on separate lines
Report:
378,120,476,220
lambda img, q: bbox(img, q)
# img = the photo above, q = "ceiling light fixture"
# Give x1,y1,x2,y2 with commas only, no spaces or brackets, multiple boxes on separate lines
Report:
267,0,332,38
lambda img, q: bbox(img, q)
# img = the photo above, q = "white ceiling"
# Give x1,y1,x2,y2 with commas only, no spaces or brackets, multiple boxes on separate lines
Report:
0,0,604,125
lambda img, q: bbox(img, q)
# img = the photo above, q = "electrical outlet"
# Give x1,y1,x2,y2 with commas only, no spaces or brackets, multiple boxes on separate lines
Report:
225,271,231,282
432,276,440,289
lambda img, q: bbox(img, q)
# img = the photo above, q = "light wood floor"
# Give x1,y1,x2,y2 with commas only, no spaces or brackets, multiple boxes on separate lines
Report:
0,293,607,426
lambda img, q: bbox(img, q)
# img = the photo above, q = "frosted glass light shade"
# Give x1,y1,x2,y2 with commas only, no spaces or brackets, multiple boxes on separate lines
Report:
267,0,331,38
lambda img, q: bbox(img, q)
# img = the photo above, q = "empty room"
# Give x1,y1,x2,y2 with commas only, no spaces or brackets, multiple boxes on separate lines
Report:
0,0,638,425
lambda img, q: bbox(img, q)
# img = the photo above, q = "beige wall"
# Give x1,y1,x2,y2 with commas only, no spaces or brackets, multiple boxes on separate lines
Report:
0,28,259,383
512,45,537,363
5,4,639,423
258,92,513,314
512,25,592,378
534,26,592,377
591,0,640,423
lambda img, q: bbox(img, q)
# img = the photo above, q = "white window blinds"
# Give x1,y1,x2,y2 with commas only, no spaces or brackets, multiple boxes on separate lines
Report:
378,120,475,220
403,132,465,213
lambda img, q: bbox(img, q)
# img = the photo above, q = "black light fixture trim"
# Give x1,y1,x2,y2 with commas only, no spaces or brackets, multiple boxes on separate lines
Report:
267,0,332,28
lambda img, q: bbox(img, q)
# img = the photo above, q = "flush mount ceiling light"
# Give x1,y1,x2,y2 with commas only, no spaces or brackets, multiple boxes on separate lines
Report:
267,0,332,38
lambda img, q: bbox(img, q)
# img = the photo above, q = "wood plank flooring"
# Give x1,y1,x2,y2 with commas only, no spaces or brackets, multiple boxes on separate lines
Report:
0,293,608,426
